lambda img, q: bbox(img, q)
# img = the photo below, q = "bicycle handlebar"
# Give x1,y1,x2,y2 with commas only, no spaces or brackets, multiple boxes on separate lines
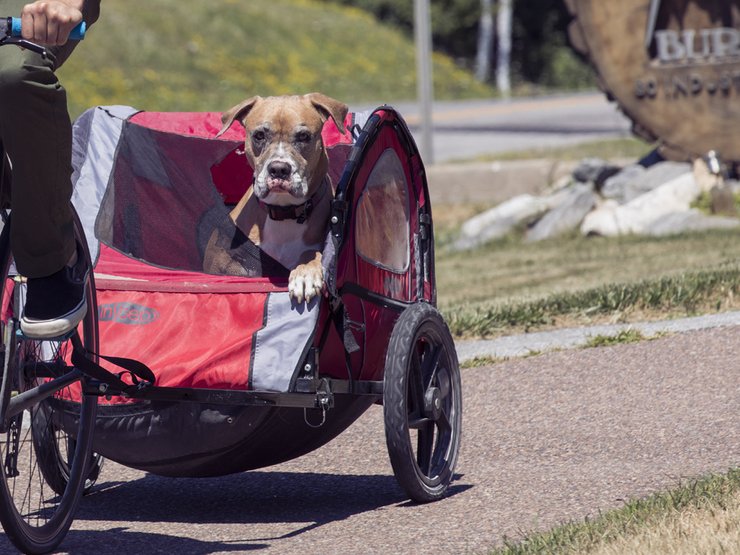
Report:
4,16,86,40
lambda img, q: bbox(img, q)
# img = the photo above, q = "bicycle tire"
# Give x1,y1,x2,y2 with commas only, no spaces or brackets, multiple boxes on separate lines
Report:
0,209,99,554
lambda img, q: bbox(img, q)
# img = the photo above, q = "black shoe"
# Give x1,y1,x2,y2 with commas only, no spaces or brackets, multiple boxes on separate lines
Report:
20,244,88,339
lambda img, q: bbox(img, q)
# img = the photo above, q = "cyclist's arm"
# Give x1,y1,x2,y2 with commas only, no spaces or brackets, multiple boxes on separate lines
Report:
20,0,84,45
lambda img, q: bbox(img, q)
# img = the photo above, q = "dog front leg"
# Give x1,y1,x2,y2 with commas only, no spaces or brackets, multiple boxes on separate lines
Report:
289,251,324,304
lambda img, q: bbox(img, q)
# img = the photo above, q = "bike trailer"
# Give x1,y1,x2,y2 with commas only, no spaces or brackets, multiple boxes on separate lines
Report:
0,101,461,555
66,103,441,476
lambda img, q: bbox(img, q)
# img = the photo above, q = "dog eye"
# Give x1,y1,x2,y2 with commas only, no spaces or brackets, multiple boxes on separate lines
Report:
252,130,267,143
294,130,312,143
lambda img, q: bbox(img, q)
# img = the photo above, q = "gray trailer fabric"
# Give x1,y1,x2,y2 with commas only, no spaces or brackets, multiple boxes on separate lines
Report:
71,105,138,264
251,293,320,391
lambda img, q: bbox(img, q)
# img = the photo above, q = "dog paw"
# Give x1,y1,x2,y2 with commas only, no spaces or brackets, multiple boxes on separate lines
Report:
289,264,324,304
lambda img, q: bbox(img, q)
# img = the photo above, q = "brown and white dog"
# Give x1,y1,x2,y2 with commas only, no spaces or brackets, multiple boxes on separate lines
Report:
204,93,348,303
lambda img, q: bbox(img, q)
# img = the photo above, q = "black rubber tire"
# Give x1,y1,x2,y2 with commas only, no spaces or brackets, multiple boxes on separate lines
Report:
31,401,103,496
383,302,462,503
0,210,99,554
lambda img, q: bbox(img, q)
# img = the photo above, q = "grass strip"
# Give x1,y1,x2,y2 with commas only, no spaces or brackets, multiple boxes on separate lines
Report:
463,137,653,164
491,469,740,555
583,328,648,348
443,266,740,338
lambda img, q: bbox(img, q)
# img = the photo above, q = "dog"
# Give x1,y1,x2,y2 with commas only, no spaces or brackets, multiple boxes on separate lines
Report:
203,93,348,303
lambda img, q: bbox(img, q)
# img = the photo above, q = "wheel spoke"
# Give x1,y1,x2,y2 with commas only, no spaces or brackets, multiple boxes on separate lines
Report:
409,347,426,415
416,421,435,476
436,407,452,436
437,365,451,399
408,414,432,429
420,343,442,391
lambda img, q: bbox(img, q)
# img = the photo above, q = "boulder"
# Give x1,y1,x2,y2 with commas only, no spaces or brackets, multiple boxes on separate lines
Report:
454,194,552,250
646,210,740,236
581,171,701,236
572,157,621,187
526,184,597,242
600,164,645,201
601,161,691,204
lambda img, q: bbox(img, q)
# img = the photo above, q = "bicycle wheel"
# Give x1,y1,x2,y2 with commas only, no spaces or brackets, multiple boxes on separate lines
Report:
0,210,99,554
383,302,462,503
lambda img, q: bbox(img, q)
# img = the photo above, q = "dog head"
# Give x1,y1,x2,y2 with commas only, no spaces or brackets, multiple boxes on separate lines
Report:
219,93,348,206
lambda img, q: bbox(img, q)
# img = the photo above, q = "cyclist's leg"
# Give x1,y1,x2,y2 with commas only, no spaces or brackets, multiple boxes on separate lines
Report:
0,18,88,338
0,44,86,338
0,1,100,338
0,0,100,275
0,43,76,278
0,139,10,209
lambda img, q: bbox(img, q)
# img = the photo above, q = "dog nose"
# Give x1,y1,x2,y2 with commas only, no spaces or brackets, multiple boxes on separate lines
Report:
268,161,292,180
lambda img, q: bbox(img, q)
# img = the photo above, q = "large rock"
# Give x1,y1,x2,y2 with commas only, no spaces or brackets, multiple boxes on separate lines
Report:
526,184,597,242
646,210,740,236
601,161,691,204
599,164,645,200
572,157,621,187
454,194,553,250
581,171,701,236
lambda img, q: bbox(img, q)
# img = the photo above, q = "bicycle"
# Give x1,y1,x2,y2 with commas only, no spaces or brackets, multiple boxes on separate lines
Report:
0,18,102,554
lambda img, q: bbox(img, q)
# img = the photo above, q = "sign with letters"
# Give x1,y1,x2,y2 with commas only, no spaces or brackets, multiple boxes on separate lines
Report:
566,0,740,162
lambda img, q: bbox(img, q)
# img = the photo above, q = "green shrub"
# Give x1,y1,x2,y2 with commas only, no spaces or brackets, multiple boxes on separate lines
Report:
58,0,493,118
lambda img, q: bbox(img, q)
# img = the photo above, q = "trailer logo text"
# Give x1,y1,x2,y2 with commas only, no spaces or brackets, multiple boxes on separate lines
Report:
98,302,159,325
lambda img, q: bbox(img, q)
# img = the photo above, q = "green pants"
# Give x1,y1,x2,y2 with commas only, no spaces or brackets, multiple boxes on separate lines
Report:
0,0,99,277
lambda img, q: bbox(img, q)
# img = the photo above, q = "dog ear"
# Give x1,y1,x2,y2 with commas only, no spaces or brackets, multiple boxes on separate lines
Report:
217,96,262,137
306,93,349,134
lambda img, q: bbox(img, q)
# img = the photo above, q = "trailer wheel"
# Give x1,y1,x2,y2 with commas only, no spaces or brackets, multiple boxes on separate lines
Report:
383,303,462,503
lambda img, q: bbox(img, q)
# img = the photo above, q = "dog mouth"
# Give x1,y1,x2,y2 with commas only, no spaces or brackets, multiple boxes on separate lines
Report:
264,177,299,196
255,157,308,201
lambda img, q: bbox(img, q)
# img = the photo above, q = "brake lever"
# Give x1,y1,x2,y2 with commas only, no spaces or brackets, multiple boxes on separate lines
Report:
0,36,53,61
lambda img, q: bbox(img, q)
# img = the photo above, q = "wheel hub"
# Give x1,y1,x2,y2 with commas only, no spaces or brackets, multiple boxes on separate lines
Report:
423,387,442,421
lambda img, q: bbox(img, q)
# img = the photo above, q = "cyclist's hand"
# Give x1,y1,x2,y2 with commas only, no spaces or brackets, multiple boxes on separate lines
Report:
20,1,84,45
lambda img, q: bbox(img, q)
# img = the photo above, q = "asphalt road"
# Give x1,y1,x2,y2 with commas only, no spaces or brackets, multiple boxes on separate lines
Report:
373,92,633,164
2,325,736,554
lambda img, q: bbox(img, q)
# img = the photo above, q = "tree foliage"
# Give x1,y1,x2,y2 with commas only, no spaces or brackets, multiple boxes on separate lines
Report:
325,0,479,60
322,0,593,90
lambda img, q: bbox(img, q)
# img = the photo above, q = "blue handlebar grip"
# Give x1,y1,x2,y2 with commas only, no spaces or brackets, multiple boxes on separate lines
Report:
10,17,86,40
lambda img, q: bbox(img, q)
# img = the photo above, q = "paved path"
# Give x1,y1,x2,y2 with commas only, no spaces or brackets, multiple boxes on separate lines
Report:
369,92,633,164
2,324,737,554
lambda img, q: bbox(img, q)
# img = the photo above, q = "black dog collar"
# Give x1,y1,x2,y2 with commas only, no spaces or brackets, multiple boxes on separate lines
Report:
264,197,314,223
261,179,328,224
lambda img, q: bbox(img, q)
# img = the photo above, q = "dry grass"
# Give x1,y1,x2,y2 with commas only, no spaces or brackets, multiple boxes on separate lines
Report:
435,227,740,308
467,137,653,164
587,492,740,555
493,470,739,555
